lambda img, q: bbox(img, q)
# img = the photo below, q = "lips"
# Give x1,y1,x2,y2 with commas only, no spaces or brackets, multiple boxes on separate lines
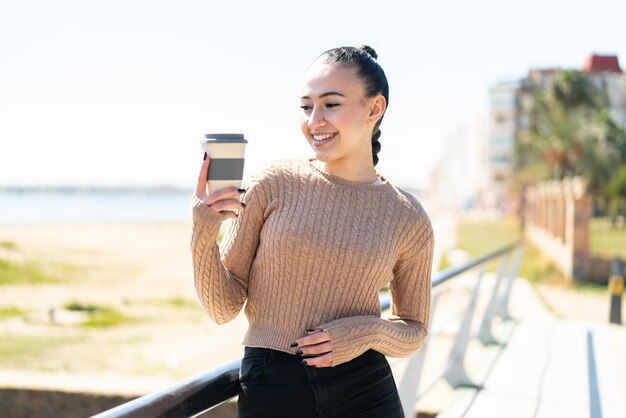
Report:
311,132,337,146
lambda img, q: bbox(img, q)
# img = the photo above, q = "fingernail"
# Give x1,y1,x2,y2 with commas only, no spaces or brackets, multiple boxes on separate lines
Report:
306,329,315,332
290,341,298,348
301,360,308,366
203,152,207,161
241,202,247,208
295,349,303,356
238,188,247,193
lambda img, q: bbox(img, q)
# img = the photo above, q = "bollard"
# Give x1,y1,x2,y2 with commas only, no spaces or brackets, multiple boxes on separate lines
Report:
609,257,623,325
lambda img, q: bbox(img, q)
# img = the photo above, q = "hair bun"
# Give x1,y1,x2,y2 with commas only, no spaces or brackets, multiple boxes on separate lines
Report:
358,45,378,60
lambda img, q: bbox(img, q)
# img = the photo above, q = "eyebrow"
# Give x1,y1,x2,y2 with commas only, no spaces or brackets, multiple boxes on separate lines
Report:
301,91,346,100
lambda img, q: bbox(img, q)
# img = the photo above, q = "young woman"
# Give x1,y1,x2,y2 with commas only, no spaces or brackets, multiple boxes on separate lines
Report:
191,45,434,418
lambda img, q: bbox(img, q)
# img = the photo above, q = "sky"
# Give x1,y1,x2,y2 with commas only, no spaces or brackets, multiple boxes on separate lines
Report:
1,0,625,190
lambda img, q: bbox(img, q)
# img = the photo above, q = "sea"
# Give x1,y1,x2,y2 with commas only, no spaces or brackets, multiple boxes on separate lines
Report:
0,188,195,224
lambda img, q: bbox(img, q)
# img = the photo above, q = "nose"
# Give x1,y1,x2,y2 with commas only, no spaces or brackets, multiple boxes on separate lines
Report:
308,107,326,129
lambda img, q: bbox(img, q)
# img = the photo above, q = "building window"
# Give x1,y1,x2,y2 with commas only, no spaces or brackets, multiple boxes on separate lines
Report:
490,154,511,164
489,135,513,146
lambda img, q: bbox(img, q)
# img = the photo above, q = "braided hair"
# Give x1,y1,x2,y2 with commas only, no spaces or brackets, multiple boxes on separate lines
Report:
315,45,389,166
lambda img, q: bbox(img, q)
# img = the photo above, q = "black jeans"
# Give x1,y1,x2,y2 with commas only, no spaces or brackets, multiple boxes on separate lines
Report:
237,346,405,418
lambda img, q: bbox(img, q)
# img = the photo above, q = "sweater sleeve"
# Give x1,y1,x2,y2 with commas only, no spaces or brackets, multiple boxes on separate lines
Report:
318,216,434,366
190,165,274,325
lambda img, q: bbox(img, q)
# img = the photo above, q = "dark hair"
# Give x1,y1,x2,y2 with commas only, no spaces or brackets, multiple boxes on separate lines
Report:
315,45,389,166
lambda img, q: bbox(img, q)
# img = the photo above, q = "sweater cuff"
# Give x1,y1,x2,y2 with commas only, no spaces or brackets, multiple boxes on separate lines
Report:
191,194,225,237
319,315,429,367
319,316,380,367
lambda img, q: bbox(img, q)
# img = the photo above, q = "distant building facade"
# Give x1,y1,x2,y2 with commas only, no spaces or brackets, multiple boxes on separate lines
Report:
428,119,488,211
485,54,626,208
486,82,521,209
583,55,626,126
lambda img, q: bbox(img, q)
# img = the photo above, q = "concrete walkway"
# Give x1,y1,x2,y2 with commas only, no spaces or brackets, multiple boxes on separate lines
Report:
436,279,626,418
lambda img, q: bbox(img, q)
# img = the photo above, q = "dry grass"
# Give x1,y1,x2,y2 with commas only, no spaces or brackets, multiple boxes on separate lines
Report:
454,215,622,322
0,222,247,394
590,217,626,259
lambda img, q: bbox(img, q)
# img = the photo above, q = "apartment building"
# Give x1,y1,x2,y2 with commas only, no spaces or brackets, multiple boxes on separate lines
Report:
484,54,625,208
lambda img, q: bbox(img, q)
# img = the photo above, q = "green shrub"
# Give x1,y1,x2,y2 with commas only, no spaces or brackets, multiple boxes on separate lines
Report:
0,259,56,285
64,302,101,313
0,241,18,251
81,308,131,328
63,301,136,328
0,306,27,319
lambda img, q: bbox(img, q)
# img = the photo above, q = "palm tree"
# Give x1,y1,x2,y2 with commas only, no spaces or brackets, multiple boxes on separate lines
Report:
515,70,626,207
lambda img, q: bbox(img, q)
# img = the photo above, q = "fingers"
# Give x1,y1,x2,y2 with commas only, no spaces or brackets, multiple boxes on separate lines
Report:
296,330,330,347
206,198,245,213
297,341,332,356
301,352,333,368
291,330,333,368
195,154,209,197
201,190,245,219
204,187,244,206
217,210,238,220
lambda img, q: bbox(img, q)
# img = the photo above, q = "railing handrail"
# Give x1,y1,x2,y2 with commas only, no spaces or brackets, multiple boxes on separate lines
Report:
431,240,521,287
91,240,523,418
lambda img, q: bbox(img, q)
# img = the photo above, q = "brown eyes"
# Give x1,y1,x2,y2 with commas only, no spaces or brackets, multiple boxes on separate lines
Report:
299,103,340,111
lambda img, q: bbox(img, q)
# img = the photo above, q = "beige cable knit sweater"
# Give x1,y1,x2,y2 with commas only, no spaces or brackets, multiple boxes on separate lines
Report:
190,158,434,367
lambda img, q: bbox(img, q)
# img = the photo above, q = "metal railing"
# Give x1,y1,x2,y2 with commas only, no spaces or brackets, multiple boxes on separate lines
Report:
92,240,523,418
391,240,523,417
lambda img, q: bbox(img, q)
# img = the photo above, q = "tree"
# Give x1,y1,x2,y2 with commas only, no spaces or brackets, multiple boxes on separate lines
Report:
514,70,626,213
607,165,626,225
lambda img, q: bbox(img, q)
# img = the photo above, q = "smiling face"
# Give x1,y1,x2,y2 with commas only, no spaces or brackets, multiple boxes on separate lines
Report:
299,62,385,172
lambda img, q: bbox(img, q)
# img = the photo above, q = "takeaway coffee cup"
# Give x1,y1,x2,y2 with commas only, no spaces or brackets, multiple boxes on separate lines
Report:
200,133,248,192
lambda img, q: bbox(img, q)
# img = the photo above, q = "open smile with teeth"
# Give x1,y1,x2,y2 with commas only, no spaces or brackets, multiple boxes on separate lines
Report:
312,133,337,142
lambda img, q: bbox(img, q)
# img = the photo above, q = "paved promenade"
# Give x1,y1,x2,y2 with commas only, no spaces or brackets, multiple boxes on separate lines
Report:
436,278,626,418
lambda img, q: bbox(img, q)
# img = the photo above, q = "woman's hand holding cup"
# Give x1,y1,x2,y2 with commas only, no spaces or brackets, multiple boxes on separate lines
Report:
196,153,246,219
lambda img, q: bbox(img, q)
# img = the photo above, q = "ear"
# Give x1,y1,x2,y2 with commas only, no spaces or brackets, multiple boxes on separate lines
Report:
368,95,387,124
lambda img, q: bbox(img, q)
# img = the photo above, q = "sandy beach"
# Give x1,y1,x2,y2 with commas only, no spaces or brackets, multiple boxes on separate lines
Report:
0,222,248,396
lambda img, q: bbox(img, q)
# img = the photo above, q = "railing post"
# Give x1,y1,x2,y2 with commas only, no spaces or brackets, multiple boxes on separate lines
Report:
609,257,623,325
495,245,524,321
443,269,484,389
397,293,440,418
478,256,508,345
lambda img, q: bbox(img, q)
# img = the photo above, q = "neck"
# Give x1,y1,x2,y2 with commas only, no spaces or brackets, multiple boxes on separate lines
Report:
312,158,378,183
